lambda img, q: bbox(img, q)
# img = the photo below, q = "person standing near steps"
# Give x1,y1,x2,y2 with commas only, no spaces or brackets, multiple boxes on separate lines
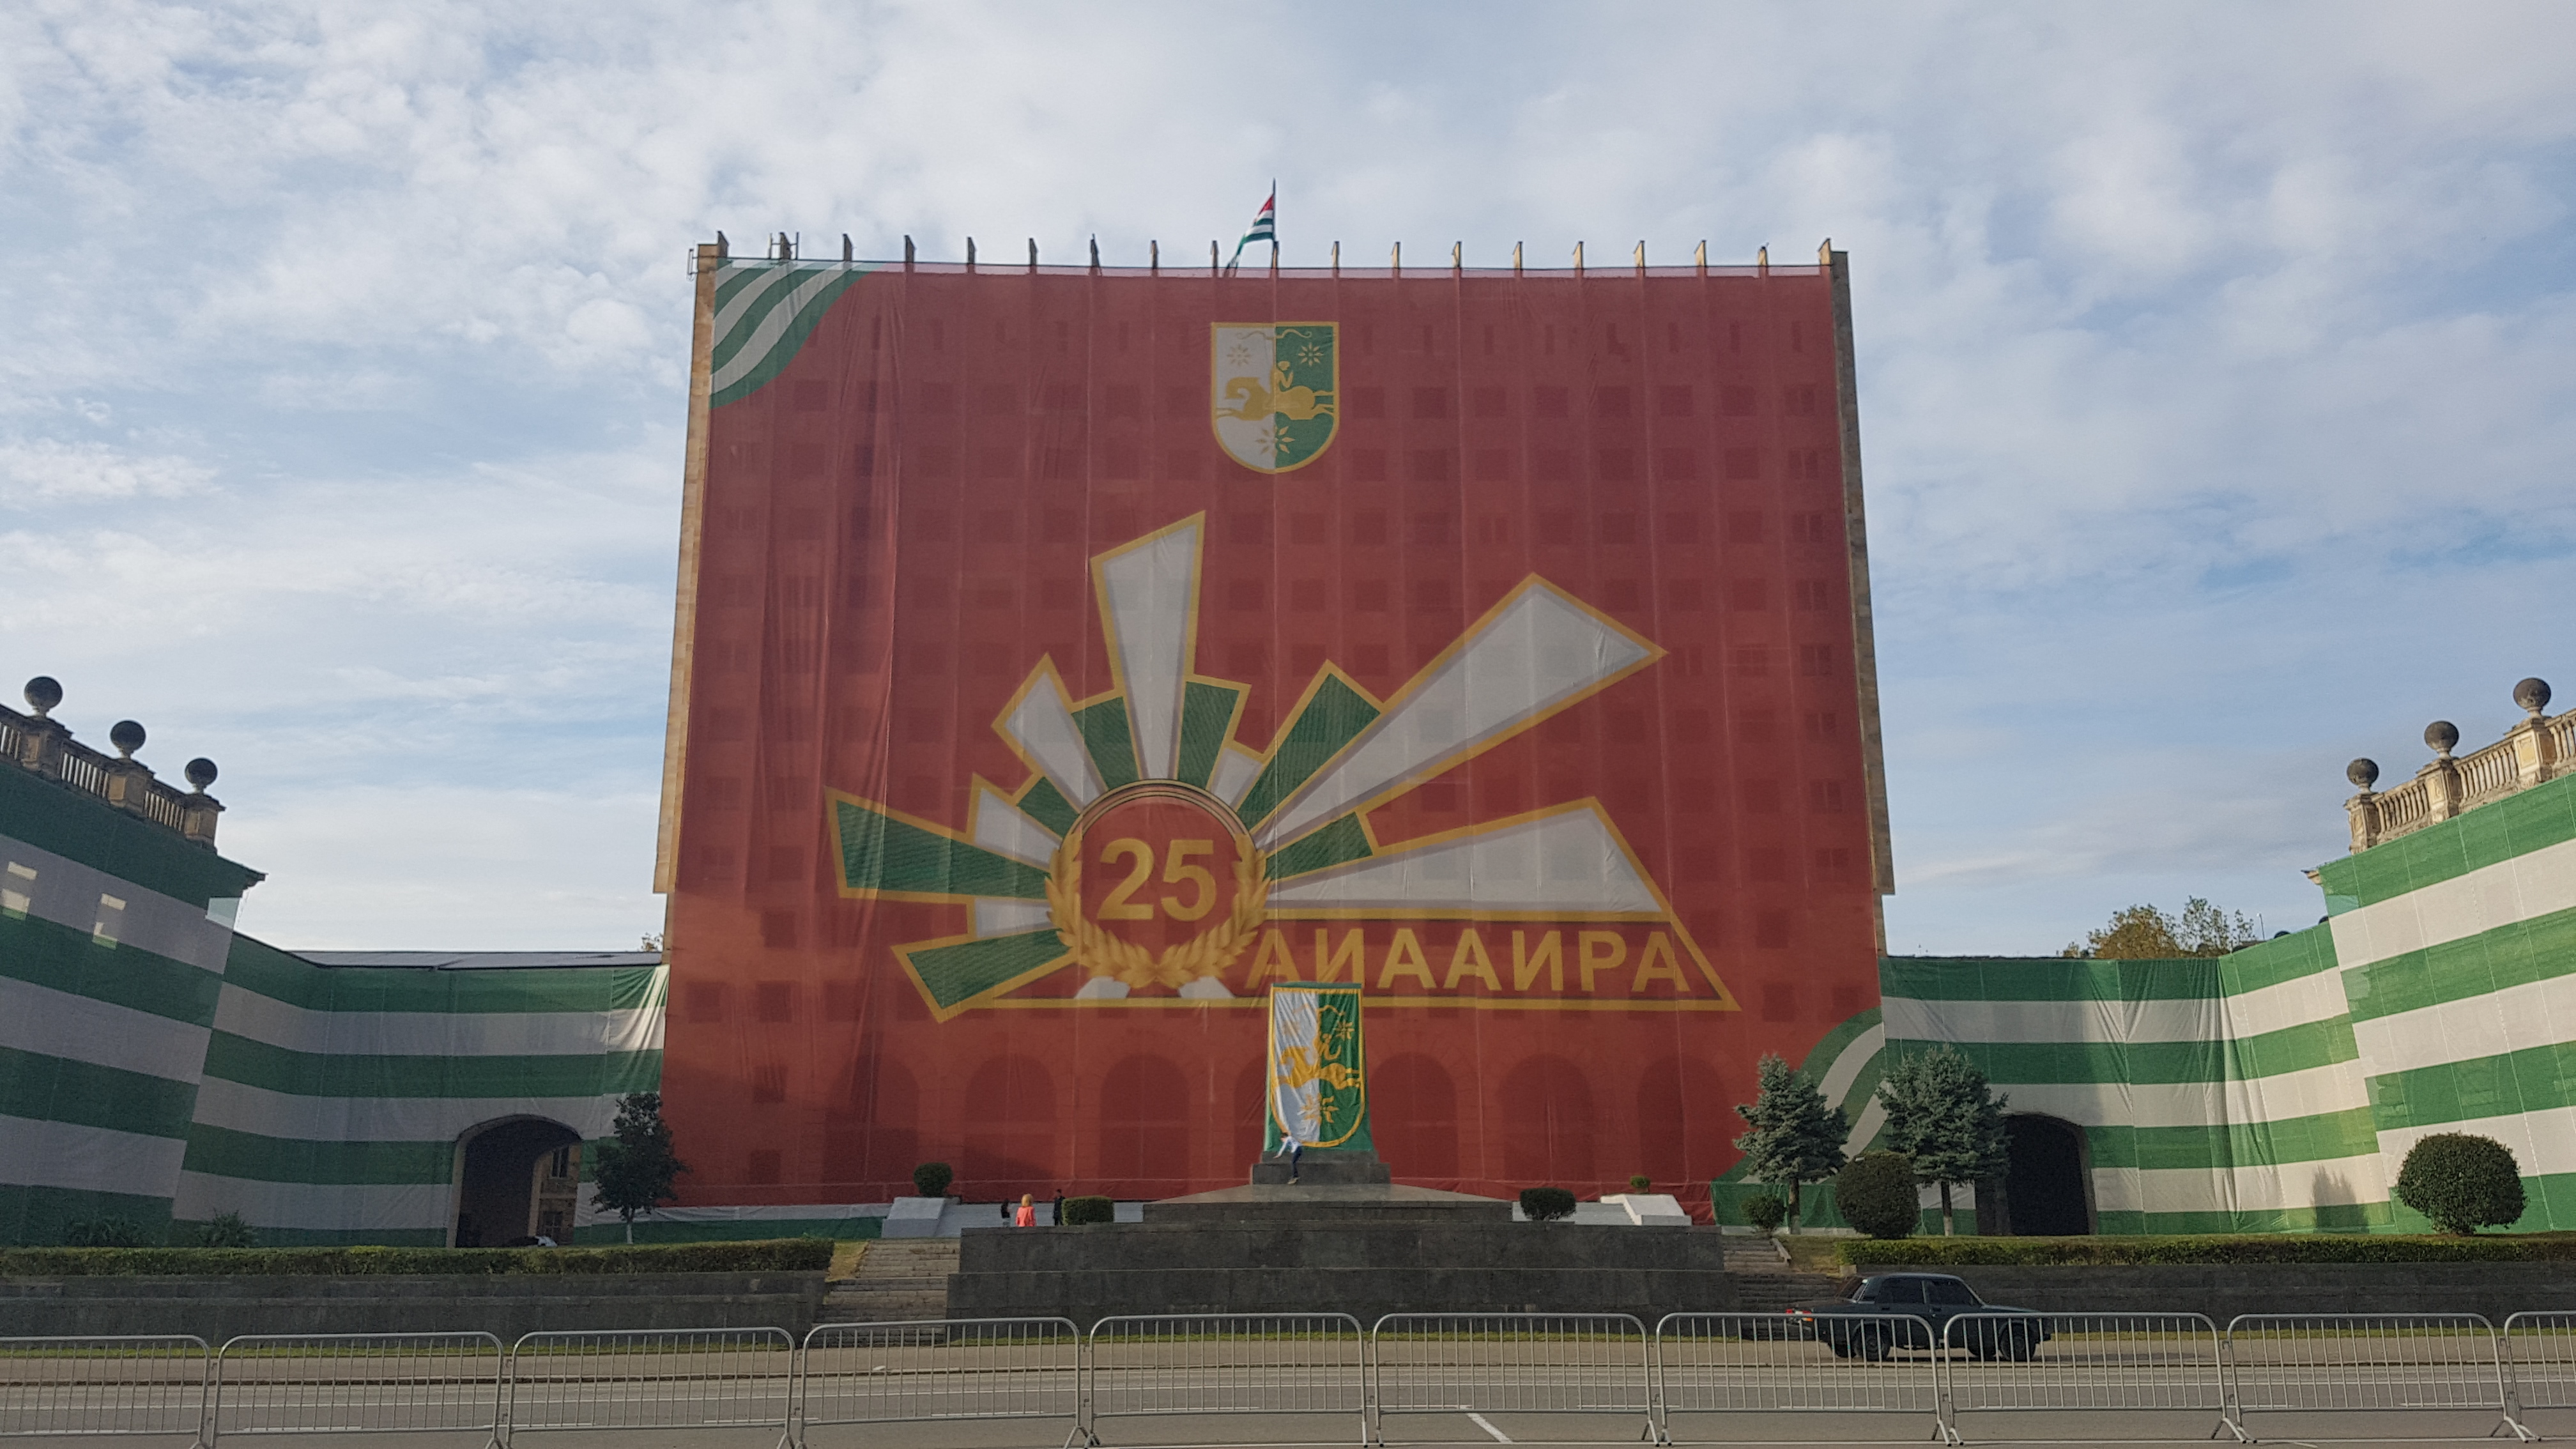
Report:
1282,1131,1303,1184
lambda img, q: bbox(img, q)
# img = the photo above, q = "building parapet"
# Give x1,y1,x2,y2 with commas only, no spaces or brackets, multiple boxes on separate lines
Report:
1,675,227,848
2343,677,2572,852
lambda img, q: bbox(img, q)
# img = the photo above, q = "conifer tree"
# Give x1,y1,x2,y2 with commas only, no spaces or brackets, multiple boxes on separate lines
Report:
1731,1054,1850,1232
1876,1046,2009,1236
589,1092,689,1244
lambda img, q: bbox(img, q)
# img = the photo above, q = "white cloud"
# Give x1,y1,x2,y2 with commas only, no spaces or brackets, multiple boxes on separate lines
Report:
0,0,2572,950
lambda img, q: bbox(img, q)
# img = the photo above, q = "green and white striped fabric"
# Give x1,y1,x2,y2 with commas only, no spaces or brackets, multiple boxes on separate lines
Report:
0,769,259,1244
1877,932,2386,1234
172,938,665,1246
2320,770,2576,1230
709,259,875,406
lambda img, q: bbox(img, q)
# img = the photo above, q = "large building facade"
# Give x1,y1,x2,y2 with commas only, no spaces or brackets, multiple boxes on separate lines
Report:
651,243,1897,1212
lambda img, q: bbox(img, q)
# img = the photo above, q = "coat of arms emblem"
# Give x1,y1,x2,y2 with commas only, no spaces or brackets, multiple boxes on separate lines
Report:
1211,323,1338,473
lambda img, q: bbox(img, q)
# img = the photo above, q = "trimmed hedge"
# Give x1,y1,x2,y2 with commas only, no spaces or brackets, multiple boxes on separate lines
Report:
1059,1196,1116,1227
1839,1233,2576,1268
0,1237,836,1278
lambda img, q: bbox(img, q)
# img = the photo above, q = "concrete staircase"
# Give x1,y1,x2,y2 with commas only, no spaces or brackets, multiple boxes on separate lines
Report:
1720,1234,1840,1314
819,1238,957,1324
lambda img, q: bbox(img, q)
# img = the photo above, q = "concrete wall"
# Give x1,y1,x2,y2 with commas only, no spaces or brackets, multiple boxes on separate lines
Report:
1935,1263,2576,1327
0,1271,827,1342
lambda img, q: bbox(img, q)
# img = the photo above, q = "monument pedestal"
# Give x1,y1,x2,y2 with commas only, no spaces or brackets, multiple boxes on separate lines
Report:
1248,1147,1393,1186
944,1160,1736,1330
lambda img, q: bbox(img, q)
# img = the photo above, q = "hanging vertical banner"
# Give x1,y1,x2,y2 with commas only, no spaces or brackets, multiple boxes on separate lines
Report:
1266,982,1372,1152
655,243,1896,1213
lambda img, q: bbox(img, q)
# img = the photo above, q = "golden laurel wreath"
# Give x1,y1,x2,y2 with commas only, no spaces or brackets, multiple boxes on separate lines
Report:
1046,846,1268,991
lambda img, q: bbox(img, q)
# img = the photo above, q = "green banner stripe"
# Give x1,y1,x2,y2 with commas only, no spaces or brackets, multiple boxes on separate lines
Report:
1238,676,1382,828
1797,1004,1885,1077
2341,903,2576,1025
1271,814,1375,880
1886,1016,2358,1085
0,769,262,910
1878,956,2225,1004
0,909,223,1027
180,1125,457,1186
707,263,822,372
833,801,1050,900
2365,1039,2576,1131
2214,927,2343,995
198,1032,660,1100
1016,779,1078,838
0,1046,199,1138
2316,772,2576,907
0,1183,176,1245
2082,1108,2385,1171
222,935,661,1016
1073,698,1141,792
906,930,1067,1011
1175,682,1244,790
2090,1200,2396,1235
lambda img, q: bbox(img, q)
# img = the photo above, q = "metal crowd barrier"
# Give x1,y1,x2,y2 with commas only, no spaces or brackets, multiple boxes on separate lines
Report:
1083,1313,1367,1446
504,1328,793,1446
2221,1314,2513,1442
1650,1312,1938,1441
2500,1312,2576,1443
0,1335,210,1443
1937,1312,2225,1444
210,1334,503,1446
796,1317,1078,1446
1371,1313,1653,1442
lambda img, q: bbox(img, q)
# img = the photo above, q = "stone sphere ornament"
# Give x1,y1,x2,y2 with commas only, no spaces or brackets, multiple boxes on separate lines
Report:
185,758,219,792
2425,720,2459,755
109,719,146,758
2515,678,2552,717
22,677,61,716
2347,758,2380,791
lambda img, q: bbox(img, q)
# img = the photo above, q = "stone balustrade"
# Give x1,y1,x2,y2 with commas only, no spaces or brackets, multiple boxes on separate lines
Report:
1,676,226,847
2344,677,2570,852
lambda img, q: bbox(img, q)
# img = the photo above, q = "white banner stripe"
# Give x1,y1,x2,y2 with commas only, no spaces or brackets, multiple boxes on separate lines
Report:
2090,1153,2389,1216
2000,1062,2373,1130
0,1114,188,1200
211,988,663,1058
1,832,233,972
2376,1105,2576,1179
186,1078,620,1142
2350,970,2576,1080
0,975,210,1084
2330,836,2576,970
171,1173,447,1232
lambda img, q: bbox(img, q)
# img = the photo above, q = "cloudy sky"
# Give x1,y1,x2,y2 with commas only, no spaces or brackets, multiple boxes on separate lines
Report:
3,2,2570,953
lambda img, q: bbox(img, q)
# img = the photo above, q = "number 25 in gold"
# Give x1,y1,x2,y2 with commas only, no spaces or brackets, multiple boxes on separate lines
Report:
1098,838,1216,921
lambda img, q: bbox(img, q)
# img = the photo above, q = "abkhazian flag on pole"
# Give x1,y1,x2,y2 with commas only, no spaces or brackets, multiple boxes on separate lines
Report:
1227,188,1276,268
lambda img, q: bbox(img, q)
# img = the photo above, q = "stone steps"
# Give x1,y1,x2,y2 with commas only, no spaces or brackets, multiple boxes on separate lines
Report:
818,1239,957,1324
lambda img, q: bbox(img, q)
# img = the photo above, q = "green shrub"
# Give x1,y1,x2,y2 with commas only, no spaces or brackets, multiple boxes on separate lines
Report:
1519,1187,1577,1222
183,1213,257,1249
1742,1194,1786,1232
1836,1152,1920,1239
1629,1174,1653,1192
1059,1195,1116,1226
62,1217,144,1247
2395,1133,2526,1236
0,1237,834,1277
1837,1232,2576,1268
911,1162,954,1199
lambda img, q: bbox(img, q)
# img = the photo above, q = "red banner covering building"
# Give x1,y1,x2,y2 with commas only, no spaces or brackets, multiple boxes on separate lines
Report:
653,243,1892,1218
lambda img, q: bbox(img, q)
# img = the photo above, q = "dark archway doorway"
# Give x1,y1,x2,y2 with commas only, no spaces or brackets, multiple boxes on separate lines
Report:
452,1118,582,1246
2003,1114,2092,1236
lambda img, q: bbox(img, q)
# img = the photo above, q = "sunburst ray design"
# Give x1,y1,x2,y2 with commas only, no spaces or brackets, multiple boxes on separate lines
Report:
829,512,1721,1020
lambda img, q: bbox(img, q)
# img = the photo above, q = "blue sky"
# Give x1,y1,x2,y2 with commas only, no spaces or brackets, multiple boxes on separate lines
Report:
3,2,2571,953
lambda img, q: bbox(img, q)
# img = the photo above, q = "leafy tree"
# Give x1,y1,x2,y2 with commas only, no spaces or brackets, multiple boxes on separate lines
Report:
589,1092,689,1243
2395,1133,2526,1234
1628,1174,1653,1192
912,1162,954,1198
1732,1054,1850,1233
1741,1194,1786,1232
1876,1046,2008,1236
2063,898,2258,959
1836,1151,1920,1239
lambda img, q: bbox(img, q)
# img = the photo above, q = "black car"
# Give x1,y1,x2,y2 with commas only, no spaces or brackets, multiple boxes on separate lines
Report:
1785,1272,2051,1360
